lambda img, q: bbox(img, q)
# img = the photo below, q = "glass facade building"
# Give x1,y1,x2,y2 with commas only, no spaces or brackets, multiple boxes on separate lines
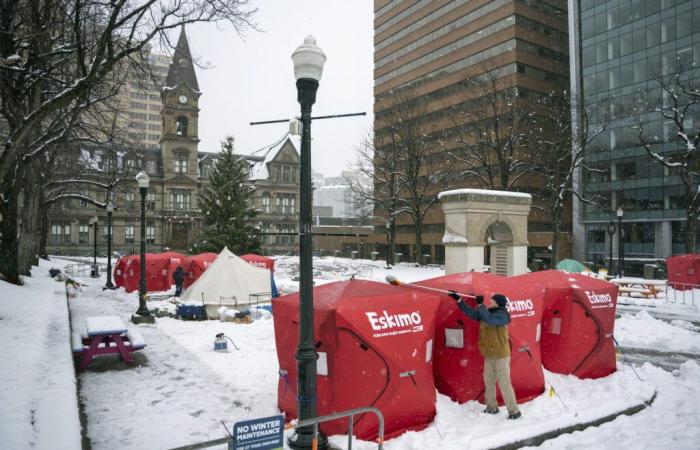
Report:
571,0,700,274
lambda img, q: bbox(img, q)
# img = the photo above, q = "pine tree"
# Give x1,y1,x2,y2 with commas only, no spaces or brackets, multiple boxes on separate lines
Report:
196,137,261,254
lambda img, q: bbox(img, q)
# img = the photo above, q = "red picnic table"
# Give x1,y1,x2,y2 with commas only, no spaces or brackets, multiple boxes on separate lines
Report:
72,316,146,369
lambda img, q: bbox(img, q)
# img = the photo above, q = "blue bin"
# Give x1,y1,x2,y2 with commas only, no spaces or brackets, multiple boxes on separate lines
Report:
176,304,207,320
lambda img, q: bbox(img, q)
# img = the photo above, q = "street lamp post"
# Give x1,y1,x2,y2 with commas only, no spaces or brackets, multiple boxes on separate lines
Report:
288,35,327,450
90,216,99,278
104,201,115,289
132,171,155,324
606,221,616,276
617,207,624,278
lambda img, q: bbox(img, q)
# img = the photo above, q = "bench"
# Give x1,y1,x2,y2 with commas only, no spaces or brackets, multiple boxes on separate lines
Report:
72,315,146,369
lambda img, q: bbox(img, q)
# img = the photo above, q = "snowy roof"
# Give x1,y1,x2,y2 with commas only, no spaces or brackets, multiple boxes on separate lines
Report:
247,133,301,181
438,188,532,200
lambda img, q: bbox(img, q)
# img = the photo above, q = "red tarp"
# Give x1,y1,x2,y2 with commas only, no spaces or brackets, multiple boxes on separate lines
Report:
273,280,441,440
416,273,545,405
667,254,700,290
120,252,186,293
512,270,618,379
240,254,275,271
183,252,217,288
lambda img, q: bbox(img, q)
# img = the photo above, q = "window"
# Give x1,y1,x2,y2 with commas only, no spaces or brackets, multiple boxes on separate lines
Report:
125,223,135,244
176,116,188,136
170,189,191,210
79,222,89,244
126,192,135,209
146,221,155,244
174,158,187,174
146,160,156,175
146,192,156,211
51,222,71,244
262,193,271,213
200,162,211,179
102,224,111,242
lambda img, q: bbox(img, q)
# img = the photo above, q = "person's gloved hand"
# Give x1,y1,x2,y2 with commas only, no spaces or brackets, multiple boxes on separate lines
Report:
447,290,461,301
475,295,484,305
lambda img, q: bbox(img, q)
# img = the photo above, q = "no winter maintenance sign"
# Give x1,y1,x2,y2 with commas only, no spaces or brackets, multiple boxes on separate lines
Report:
233,415,284,450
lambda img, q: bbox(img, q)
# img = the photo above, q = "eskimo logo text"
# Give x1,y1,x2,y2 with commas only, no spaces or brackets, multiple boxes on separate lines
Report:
366,311,423,337
585,291,613,308
506,299,535,318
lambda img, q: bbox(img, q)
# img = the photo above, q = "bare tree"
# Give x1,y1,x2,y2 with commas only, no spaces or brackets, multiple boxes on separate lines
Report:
531,92,609,264
351,131,402,267
449,70,535,191
376,92,447,265
0,0,256,283
637,70,700,252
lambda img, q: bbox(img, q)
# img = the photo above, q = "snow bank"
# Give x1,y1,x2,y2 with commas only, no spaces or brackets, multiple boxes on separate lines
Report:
615,311,700,354
0,262,81,450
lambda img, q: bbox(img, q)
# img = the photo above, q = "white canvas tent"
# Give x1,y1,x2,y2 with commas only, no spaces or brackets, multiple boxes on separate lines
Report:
181,247,271,316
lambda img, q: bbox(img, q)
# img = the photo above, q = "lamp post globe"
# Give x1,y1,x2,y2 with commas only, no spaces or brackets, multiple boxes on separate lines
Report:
104,201,115,289
132,171,154,324
288,35,328,450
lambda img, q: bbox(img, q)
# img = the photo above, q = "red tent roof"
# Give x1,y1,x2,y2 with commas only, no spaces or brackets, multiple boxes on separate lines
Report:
240,253,275,270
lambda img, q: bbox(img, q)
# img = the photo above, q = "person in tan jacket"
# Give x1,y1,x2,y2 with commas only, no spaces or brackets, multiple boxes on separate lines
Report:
448,291,521,420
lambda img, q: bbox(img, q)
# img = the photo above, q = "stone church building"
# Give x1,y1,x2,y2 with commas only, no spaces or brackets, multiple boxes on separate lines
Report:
46,29,301,257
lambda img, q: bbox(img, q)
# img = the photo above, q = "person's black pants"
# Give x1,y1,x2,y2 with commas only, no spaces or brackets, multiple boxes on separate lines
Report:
175,283,182,297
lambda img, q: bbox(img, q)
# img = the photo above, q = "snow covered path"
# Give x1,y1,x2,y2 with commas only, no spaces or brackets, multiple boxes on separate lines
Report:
0,264,81,450
70,281,260,449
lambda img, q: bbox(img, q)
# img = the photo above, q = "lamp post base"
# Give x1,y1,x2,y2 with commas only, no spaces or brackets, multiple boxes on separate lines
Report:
103,283,116,291
131,313,155,325
287,429,329,450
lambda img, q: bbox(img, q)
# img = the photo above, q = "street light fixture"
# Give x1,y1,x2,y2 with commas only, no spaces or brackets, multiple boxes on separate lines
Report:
288,35,327,450
606,221,616,276
90,215,99,278
132,171,155,324
617,207,624,278
104,200,115,289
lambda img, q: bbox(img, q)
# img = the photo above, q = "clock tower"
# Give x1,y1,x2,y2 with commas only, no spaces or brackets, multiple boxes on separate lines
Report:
160,27,202,250
161,27,201,179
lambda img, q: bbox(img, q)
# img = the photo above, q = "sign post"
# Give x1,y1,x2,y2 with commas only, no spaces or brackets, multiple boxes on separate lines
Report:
232,415,284,450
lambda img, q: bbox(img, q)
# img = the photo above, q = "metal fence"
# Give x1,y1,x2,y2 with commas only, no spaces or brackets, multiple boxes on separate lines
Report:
665,283,699,306
64,262,107,277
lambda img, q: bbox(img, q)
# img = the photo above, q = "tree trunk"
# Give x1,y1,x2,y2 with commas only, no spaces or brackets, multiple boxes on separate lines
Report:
0,182,21,284
18,169,41,274
414,213,423,265
551,208,561,266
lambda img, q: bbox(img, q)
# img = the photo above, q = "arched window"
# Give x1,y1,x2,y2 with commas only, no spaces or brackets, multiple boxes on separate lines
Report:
175,116,188,136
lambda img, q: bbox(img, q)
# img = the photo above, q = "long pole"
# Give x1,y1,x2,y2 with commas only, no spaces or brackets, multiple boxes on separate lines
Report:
93,222,98,268
133,186,153,322
105,209,115,289
617,215,623,278
289,78,327,450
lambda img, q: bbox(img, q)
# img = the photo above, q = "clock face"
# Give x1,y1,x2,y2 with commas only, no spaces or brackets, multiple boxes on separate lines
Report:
178,95,188,104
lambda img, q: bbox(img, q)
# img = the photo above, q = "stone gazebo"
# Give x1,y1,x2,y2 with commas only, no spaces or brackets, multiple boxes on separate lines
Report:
439,189,532,276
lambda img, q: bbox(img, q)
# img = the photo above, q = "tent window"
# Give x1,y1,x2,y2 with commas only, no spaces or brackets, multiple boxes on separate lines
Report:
444,328,464,348
317,352,328,376
426,339,433,362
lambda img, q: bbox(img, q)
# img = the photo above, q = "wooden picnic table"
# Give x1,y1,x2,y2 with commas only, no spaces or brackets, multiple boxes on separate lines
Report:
609,278,666,299
72,315,146,369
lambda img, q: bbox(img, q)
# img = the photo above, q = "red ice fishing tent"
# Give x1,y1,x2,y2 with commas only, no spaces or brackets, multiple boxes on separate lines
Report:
273,279,441,440
113,255,136,289
240,253,275,271
512,270,618,379
120,252,186,293
415,272,545,405
666,254,700,290
183,252,217,288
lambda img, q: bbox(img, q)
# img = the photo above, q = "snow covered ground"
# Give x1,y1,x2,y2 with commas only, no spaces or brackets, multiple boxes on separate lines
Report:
1,256,700,449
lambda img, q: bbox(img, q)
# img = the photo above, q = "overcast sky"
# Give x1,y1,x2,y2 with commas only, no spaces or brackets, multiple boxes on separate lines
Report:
185,0,374,177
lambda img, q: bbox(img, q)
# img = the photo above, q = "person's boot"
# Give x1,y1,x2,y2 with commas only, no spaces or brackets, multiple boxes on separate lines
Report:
507,412,522,420
483,407,499,414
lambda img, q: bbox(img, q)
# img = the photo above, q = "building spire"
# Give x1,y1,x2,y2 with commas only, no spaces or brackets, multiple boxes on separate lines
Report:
165,27,200,91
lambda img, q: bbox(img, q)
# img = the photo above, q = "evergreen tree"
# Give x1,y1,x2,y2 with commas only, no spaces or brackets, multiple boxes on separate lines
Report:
196,137,261,254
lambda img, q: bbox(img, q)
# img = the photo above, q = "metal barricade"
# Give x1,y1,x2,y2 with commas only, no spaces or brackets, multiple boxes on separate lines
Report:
355,264,374,280
295,406,385,450
666,282,698,306
64,262,107,277
248,291,272,306
167,407,384,450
